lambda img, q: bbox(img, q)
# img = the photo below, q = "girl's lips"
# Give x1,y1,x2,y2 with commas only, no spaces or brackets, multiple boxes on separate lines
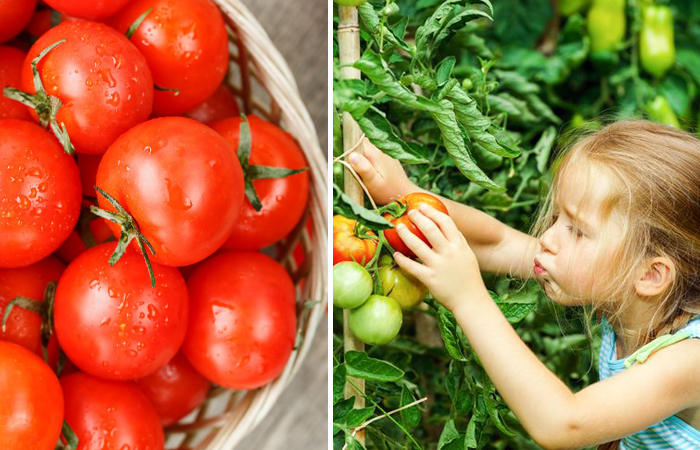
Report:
533,258,547,276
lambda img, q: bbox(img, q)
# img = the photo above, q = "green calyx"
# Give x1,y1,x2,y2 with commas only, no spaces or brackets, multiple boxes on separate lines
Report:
2,40,75,155
125,7,153,39
237,114,309,211
90,186,157,288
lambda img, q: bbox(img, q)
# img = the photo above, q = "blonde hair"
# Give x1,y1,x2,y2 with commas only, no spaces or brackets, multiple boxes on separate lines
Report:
531,120,700,348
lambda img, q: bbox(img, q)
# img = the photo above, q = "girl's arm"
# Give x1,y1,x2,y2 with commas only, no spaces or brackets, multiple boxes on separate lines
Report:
393,206,700,449
347,142,539,279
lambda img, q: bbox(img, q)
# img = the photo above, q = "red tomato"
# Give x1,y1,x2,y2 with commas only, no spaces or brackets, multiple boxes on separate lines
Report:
0,341,63,450
0,256,63,362
96,117,244,267
43,0,131,20
52,216,113,264
0,119,82,268
135,351,210,426
24,8,54,39
212,115,310,250
185,82,241,125
77,153,102,198
333,215,377,265
19,21,154,155
111,0,229,115
61,372,164,450
0,46,31,120
0,0,36,44
383,193,449,258
54,242,189,380
183,251,297,390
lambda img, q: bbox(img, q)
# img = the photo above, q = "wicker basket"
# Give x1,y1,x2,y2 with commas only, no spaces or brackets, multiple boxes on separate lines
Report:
163,1,328,448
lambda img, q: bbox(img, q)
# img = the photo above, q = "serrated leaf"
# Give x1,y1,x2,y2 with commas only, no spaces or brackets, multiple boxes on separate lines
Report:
437,419,460,450
345,351,405,381
333,397,356,434
333,364,347,404
437,306,468,361
352,109,429,164
400,384,421,429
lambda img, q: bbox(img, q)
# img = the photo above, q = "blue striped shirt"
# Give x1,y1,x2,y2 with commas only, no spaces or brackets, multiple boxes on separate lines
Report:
599,316,700,449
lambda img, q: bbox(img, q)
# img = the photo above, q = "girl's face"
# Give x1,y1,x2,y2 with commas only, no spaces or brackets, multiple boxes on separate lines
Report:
534,164,624,306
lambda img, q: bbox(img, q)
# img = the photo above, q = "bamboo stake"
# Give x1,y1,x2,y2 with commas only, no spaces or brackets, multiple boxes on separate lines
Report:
338,4,366,446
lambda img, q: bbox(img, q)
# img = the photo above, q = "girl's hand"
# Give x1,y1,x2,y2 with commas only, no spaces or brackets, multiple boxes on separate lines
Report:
392,203,487,312
347,140,417,205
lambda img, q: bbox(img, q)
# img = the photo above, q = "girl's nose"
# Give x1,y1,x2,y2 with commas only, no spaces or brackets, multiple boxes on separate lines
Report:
539,226,558,254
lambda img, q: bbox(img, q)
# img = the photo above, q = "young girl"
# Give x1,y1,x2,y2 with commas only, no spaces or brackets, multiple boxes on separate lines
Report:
347,120,700,449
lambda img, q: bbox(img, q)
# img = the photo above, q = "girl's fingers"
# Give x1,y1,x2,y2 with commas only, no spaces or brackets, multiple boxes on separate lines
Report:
418,204,463,243
347,152,376,182
407,210,447,251
396,224,434,263
393,251,430,280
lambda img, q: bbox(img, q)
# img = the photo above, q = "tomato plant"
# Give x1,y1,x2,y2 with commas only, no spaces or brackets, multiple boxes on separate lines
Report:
0,341,63,450
0,0,36,44
135,351,210,426
0,119,81,268
377,255,427,309
61,372,164,450
333,215,377,265
183,251,296,390
54,242,189,380
211,115,310,250
94,116,244,281
347,295,402,346
382,193,449,258
333,261,373,309
12,20,154,155
0,46,31,120
111,0,229,115
334,0,368,6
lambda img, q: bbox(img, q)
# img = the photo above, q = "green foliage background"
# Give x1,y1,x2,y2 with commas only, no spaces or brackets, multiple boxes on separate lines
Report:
333,0,700,448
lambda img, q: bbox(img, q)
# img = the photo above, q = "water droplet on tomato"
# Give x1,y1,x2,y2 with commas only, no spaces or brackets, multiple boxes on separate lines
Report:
132,326,146,335
38,182,48,193
144,146,152,154
147,304,158,320
164,179,193,210
106,92,120,107
136,342,146,351
100,317,111,327
15,195,30,210
26,167,42,178
125,349,137,358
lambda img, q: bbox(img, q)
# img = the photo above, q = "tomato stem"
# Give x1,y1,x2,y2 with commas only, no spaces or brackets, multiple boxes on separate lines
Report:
236,114,308,211
2,40,75,155
91,186,157,288
125,8,153,39
58,420,79,450
154,83,180,96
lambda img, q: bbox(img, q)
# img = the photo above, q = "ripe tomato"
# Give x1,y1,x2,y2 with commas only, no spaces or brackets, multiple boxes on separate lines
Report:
0,256,63,361
0,0,36,44
0,341,63,450
135,351,210,426
53,215,113,264
61,372,164,450
383,193,449,258
377,255,427,309
43,0,132,20
77,153,102,198
183,251,297,390
333,261,373,309
0,46,31,120
211,115,310,250
18,21,154,155
96,117,244,267
54,242,189,380
333,215,377,265
348,295,403,345
185,83,240,125
0,119,81,268
23,8,54,40
111,0,229,115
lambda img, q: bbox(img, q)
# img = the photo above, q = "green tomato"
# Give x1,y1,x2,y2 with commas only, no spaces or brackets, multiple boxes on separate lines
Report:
333,261,373,309
378,255,427,309
348,295,403,345
334,0,368,6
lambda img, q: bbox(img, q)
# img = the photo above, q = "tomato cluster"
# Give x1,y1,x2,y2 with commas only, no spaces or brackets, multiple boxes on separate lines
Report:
333,193,443,345
0,1,311,448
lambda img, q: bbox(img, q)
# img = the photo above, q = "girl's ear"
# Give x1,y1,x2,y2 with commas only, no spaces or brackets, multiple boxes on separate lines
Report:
634,256,675,297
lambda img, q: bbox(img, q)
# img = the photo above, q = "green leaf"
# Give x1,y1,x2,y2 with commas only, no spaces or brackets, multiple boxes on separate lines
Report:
677,47,700,87
437,419,460,450
400,384,421,429
333,397,356,434
355,51,424,110
346,406,376,428
436,306,468,361
333,364,347,404
352,109,429,164
483,391,515,437
490,290,537,323
345,351,405,382
464,415,478,449
333,184,392,227
534,126,557,173
436,56,456,86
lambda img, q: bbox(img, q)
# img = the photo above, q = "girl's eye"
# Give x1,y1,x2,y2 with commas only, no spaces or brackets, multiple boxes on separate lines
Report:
567,226,584,239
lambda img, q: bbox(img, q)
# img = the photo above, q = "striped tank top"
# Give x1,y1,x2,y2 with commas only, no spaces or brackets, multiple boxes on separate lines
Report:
599,316,700,449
